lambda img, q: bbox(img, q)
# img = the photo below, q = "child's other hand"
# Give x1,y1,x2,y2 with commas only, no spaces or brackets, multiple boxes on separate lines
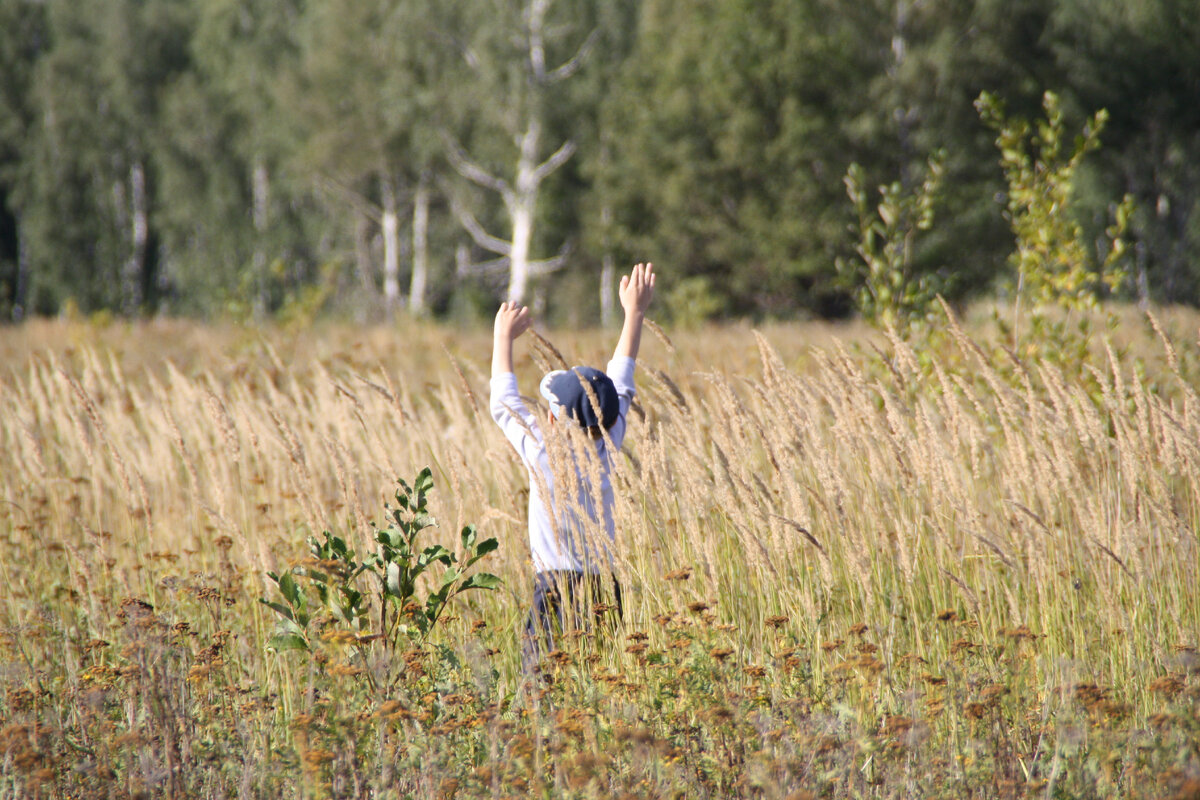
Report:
619,262,656,316
494,301,532,342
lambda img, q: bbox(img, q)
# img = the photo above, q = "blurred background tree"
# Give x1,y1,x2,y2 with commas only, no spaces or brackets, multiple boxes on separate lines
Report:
0,0,1195,323
0,0,46,321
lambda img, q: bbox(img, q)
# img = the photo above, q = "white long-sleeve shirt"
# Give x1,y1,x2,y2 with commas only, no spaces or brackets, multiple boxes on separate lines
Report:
490,356,636,574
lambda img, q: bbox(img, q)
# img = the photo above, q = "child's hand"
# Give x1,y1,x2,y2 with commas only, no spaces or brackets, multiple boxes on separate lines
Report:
619,262,656,316
494,301,532,342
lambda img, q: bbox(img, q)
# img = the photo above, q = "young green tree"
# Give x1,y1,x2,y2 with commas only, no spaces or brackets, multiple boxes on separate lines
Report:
977,90,1132,367
853,0,1066,304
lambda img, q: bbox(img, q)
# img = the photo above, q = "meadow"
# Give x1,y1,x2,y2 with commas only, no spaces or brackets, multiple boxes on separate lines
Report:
1,305,1198,799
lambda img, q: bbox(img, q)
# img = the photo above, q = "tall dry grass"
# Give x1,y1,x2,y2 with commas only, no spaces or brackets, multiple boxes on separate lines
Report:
1,307,1198,798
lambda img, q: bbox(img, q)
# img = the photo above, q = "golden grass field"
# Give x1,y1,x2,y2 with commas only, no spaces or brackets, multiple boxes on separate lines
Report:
1,305,1198,799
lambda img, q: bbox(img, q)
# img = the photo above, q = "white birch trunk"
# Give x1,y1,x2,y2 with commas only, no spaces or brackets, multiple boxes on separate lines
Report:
252,158,270,318
123,161,149,315
506,121,540,304
891,0,915,181
506,201,534,304
449,0,585,304
600,254,616,327
600,202,616,326
252,160,270,234
409,174,430,315
380,175,401,313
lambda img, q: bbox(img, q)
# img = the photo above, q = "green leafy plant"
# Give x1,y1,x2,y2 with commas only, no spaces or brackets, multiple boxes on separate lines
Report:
664,275,724,327
839,152,949,336
976,90,1133,363
260,467,500,656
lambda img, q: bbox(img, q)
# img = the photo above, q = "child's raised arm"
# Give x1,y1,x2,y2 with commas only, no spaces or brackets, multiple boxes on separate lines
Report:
613,262,656,362
492,301,532,377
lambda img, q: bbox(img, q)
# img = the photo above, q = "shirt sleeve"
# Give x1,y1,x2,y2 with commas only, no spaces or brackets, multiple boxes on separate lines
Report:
607,355,637,401
490,372,545,468
604,356,637,449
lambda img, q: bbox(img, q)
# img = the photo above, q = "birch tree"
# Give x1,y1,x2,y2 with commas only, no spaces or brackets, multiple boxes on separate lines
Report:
445,0,594,305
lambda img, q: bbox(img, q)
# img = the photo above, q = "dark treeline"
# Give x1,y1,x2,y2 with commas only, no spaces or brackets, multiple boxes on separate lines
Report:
0,0,1197,324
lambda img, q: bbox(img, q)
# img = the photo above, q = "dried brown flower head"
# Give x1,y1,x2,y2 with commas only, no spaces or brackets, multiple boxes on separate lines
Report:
1073,683,1107,708
980,684,1008,702
964,702,990,720
1149,676,1184,697
709,647,734,661
707,706,735,723
950,638,976,655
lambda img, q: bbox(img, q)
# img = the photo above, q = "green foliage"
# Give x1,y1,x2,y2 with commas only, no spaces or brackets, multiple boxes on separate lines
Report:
273,258,341,330
1045,0,1200,303
977,90,1133,367
663,275,724,327
597,0,879,317
978,90,1131,311
368,468,501,640
260,467,501,668
840,153,948,334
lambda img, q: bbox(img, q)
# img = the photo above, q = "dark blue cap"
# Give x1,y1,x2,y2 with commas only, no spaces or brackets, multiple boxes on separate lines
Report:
539,366,619,430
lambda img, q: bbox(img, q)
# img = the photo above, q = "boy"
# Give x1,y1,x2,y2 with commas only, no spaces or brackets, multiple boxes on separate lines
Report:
490,262,656,667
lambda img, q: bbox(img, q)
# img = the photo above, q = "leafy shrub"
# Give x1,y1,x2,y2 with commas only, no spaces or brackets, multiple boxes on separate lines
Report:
664,275,724,327
977,90,1133,367
840,152,949,335
261,467,500,661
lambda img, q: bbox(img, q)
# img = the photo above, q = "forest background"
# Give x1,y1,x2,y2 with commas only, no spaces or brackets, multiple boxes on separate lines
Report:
1,0,1199,326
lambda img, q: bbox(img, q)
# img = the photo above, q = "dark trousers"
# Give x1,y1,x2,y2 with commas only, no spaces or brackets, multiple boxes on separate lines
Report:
522,570,623,671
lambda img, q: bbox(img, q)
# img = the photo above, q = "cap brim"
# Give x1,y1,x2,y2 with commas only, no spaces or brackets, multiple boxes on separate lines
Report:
540,370,567,417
